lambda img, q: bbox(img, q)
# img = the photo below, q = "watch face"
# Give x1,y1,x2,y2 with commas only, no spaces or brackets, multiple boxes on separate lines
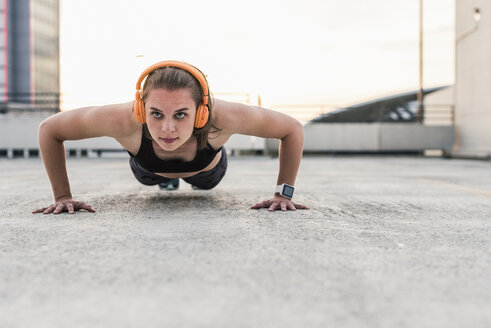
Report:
282,185,294,198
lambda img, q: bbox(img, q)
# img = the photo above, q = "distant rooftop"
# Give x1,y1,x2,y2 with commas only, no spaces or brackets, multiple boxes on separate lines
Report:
309,86,449,124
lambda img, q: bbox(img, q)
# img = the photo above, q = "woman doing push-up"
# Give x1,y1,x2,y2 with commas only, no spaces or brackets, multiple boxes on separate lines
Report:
33,60,309,214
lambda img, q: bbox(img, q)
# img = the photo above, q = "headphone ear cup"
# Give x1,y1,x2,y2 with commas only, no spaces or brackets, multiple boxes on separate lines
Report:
194,105,209,128
134,92,146,124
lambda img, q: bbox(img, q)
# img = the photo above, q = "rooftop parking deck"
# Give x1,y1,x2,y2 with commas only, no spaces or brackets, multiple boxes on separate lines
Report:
1,155,490,327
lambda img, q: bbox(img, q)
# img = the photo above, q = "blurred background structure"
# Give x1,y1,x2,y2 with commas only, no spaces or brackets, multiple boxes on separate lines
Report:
0,0,490,159
454,0,490,158
0,0,60,113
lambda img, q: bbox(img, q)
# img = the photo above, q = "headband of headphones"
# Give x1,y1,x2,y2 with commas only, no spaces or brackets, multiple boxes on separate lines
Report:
134,60,210,128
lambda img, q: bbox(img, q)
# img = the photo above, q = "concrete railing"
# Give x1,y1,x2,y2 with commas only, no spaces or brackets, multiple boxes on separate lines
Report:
0,112,265,158
303,123,455,152
1,113,455,158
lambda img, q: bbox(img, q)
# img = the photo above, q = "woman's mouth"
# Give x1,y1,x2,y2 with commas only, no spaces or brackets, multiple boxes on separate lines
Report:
160,137,178,144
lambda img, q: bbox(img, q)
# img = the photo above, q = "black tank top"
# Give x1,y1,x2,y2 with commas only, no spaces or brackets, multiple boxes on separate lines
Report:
129,130,222,173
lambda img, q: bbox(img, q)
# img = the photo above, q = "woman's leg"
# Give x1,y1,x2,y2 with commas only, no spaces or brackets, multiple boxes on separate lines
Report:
183,147,228,190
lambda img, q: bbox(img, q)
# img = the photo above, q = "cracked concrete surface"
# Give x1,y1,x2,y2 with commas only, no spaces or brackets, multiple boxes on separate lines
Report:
1,155,490,327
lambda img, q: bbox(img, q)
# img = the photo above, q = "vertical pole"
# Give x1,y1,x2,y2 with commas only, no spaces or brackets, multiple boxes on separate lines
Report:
417,0,424,123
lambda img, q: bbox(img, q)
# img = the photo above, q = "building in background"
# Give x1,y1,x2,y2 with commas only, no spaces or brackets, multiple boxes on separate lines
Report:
0,0,60,112
308,86,451,125
454,0,491,157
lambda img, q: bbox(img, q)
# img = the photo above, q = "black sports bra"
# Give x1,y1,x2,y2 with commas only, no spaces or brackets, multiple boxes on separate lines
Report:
128,130,222,173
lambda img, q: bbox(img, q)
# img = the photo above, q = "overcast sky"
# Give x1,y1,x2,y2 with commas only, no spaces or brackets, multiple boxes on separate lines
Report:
59,0,455,111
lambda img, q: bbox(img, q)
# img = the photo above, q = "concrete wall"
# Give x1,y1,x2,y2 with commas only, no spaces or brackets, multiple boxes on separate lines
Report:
303,123,455,152
1,112,455,157
0,112,265,158
454,0,491,157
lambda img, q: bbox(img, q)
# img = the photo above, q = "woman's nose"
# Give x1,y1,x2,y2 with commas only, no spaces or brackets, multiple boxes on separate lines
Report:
161,119,176,132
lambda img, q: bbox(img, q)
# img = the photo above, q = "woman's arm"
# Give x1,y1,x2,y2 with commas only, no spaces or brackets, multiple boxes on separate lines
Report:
33,101,138,214
214,99,309,211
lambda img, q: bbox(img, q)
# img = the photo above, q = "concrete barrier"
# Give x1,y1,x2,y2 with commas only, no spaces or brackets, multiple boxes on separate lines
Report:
303,123,379,151
379,124,455,151
1,113,455,157
0,112,265,157
303,123,455,152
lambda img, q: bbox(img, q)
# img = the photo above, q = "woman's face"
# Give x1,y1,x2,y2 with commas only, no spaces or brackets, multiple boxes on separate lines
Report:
144,88,197,151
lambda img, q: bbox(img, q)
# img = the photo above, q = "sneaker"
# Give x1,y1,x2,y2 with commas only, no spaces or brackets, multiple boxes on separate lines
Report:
159,178,180,191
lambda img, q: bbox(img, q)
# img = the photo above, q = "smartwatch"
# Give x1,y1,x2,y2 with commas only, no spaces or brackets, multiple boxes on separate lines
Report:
276,183,295,199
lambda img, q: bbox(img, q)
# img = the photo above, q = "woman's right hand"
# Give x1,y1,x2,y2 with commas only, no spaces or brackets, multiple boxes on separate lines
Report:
32,197,96,215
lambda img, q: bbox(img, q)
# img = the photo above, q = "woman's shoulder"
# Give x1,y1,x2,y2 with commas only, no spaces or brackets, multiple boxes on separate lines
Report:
107,101,143,152
211,99,246,131
41,101,140,142
82,100,142,153
211,98,260,134
209,98,238,133
207,98,252,149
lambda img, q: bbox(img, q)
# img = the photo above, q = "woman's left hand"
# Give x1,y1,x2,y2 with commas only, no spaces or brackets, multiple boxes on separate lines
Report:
251,195,310,211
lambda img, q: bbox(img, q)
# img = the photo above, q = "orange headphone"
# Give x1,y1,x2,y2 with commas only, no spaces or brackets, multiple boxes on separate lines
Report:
134,60,210,128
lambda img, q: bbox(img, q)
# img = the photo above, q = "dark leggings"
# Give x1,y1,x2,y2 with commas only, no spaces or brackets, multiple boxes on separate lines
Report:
129,148,227,190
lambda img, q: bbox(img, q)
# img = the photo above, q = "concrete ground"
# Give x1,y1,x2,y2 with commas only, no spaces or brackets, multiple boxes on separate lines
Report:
0,154,490,328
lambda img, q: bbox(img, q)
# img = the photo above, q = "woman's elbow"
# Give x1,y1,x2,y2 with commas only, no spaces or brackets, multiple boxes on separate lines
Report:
294,119,304,133
281,119,304,141
39,116,54,135
38,115,62,142
291,119,304,139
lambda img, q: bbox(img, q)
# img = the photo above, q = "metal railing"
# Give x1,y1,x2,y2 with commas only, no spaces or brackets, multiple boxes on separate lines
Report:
423,104,455,126
270,104,341,124
269,103,455,126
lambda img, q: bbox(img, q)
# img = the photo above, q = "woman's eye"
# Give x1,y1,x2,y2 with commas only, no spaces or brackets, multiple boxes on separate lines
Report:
175,112,186,119
152,112,162,118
